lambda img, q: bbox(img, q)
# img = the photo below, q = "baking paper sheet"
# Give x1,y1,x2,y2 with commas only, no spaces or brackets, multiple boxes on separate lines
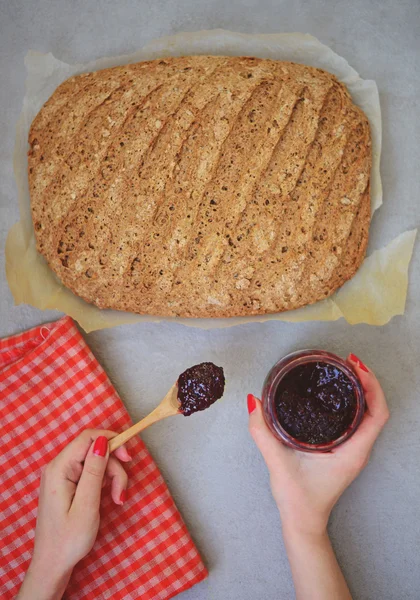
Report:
5,30,417,331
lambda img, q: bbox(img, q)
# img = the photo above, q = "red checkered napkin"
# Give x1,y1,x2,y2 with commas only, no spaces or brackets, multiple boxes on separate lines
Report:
0,316,207,599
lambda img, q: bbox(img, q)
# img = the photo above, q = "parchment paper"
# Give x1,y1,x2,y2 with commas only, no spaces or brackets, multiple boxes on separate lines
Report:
6,30,417,331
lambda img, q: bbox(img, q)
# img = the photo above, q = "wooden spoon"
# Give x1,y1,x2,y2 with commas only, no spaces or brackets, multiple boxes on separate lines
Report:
108,361,225,454
109,383,179,453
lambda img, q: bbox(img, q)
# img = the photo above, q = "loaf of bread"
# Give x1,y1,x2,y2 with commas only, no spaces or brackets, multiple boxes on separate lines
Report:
28,55,371,317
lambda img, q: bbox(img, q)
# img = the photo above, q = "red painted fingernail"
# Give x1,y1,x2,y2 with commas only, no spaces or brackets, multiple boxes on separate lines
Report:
349,353,369,373
120,489,127,504
93,436,108,457
247,394,257,414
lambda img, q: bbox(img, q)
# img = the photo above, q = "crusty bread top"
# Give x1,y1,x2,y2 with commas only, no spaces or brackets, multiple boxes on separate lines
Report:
28,55,371,318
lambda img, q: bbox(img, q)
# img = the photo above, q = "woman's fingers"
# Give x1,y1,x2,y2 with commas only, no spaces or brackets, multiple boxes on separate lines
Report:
247,394,290,474
348,354,390,433
54,429,130,476
113,445,132,463
348,354,389,422
338,355,389,458
71,436,109,515
52,429,131,512
106,457,129,505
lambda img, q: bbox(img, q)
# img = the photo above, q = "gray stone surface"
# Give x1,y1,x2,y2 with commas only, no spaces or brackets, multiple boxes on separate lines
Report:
1,1,419,598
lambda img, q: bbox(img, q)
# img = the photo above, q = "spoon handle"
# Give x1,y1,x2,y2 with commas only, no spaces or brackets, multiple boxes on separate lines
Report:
109,408,163,453
109,385,179,453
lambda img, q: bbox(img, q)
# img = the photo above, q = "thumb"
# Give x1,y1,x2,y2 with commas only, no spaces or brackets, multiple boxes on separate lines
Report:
72,435,109,514
247,394,290,473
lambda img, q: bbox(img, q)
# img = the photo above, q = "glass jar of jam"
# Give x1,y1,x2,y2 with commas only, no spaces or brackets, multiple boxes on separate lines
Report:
262,350,365,453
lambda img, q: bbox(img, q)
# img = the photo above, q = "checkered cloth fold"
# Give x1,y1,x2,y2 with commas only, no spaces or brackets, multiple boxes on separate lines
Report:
0,316,207,599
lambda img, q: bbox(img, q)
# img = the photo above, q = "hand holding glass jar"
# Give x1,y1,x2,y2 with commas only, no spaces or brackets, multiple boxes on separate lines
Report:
247,354,389,600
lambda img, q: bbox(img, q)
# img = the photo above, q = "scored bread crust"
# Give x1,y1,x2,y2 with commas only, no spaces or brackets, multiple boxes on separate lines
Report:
28,55,371,318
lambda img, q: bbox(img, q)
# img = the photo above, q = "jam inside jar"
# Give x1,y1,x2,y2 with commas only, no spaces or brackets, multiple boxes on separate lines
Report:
262,350,365,452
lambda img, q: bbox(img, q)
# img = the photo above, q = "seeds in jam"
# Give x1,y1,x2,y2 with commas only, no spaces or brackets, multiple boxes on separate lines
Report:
177,362,225,416
274,361,357,444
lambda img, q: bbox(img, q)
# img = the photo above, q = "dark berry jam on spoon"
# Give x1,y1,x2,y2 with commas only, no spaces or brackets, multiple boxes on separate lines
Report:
109,362,225,452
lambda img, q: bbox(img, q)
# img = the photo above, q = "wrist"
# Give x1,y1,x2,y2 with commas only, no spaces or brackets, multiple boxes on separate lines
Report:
277,503,331,541
280,514,329,544
282,523,329,544
282,524,332,562
18,557,72,600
